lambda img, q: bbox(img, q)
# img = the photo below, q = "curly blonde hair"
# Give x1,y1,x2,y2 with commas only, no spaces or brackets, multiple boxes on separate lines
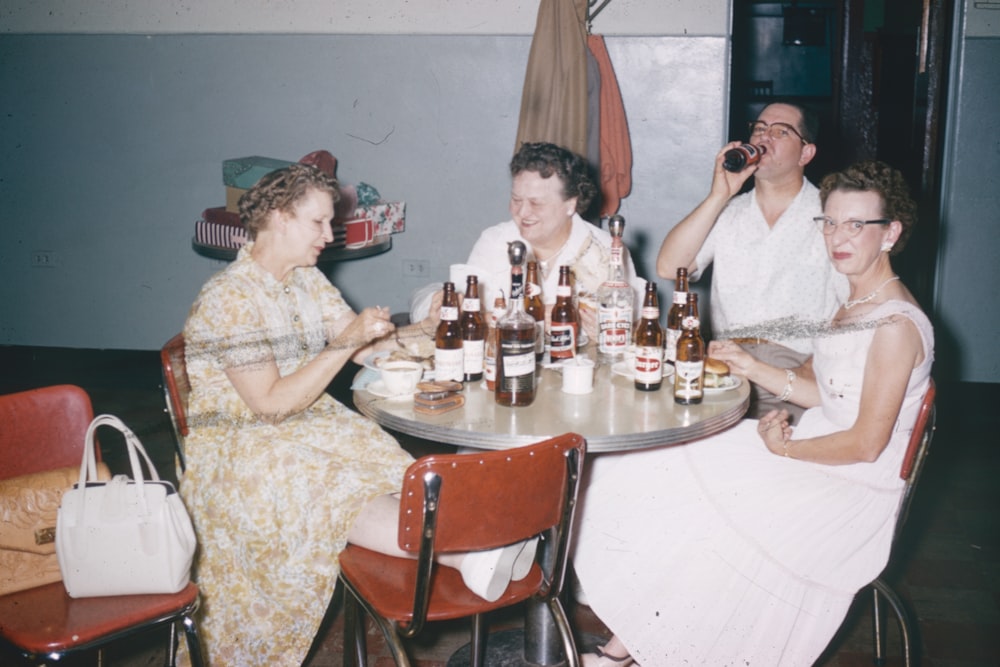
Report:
819,160,917,256
239,164,339,240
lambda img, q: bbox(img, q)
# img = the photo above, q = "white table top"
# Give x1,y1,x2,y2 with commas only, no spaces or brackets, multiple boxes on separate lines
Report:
354,350,749,452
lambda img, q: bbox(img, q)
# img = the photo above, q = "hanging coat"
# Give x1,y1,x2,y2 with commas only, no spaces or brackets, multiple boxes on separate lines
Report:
587,34,633,217
514,0,590,158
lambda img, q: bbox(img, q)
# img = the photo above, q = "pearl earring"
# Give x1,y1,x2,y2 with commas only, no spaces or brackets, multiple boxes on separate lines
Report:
881,241,894,253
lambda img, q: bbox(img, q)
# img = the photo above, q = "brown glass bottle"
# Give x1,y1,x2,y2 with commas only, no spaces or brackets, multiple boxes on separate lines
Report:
496,241,537,406
434,281,464,383
664,267,689,364
722,143,766,172
633,281,665,391
484,295,506,391
524,261,546,360
673,292,705,404
548,265,578,361
460,275,486,382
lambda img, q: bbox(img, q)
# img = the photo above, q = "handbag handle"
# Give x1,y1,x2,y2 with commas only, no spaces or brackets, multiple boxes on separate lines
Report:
78,415,163,517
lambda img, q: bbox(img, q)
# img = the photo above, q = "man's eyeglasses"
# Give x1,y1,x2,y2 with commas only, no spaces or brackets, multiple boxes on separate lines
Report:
814,216,891,237
748,121,808,144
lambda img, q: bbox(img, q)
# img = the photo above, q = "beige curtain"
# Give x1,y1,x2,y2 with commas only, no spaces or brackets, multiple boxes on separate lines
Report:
514,0,590,158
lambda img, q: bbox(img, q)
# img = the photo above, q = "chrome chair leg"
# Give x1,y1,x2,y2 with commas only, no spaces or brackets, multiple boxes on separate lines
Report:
870,577,913,667
470,613,487,667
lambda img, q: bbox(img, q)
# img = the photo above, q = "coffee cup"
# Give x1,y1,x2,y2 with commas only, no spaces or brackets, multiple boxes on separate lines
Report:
560,358,595,395
379,360,423,396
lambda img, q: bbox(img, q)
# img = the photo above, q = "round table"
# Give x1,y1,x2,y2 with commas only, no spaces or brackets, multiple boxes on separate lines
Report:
353,350,749,666
354,354,749,453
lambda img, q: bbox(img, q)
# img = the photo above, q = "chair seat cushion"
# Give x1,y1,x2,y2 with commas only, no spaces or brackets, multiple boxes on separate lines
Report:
0,581,199,654
339,545,543,622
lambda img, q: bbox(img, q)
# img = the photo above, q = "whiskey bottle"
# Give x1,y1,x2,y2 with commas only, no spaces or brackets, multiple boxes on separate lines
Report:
496,241,537,406
549,265,578,361
673,292,705,405
434,281,464,383
524,260,546,360
597,214,634,363
460,274,486,382
633,281,665,391
664,267,689,364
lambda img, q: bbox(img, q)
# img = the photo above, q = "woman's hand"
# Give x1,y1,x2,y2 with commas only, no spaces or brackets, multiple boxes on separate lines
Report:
336,306,395,352
707,339,758,377
757,409,793,456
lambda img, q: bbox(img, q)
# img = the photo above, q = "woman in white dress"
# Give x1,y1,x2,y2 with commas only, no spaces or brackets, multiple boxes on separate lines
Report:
572,160,934,666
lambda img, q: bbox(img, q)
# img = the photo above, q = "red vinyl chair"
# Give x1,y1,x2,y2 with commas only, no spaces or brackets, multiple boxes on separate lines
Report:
160,333,191,475
857,379,937,667
0,384,204,666
339,433,586,667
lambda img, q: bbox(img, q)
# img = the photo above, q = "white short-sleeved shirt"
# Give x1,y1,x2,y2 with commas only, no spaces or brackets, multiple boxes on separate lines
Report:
693,180,848,354
466,214,647,315
409,214,648,321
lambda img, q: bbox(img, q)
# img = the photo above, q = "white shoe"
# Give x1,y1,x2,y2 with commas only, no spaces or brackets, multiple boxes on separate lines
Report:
459,543,521,602
511,537,539,581
581,644,634,666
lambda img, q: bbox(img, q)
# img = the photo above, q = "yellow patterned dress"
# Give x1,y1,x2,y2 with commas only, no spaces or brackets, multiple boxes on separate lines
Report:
180,245,413,666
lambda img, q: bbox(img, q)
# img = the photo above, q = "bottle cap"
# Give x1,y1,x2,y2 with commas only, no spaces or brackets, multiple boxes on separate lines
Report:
608,215,626,238
508,240,526,266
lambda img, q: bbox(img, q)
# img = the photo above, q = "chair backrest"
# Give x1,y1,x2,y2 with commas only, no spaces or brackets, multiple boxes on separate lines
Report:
398,433,586,606
0,385,95,480
893,379,937,533
160,334,191,471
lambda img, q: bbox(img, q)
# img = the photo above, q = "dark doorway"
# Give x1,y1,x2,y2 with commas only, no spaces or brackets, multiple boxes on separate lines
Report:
728,0,951,310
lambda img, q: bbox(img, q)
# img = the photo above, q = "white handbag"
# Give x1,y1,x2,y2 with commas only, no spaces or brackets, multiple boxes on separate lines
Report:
56,414,197,598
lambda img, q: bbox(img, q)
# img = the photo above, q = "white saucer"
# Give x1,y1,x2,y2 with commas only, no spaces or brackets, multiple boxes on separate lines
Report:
611,361,674,380
704,375,742,394
366,380,415,400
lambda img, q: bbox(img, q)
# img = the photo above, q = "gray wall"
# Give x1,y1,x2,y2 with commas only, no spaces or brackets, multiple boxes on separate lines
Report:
934,1,1000,383
0,33,726,350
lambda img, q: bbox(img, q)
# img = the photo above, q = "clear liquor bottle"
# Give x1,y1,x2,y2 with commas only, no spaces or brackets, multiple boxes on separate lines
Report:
496,241,537,406
597,214,634,363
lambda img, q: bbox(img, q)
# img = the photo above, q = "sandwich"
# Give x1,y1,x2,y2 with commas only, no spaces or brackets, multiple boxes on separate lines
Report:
704,357,731,388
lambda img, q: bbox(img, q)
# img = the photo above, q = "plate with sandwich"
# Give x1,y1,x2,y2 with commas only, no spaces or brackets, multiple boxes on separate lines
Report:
703,357,742,393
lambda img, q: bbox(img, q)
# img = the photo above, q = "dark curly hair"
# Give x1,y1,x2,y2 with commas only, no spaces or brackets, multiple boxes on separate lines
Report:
510,142,597,215
239,164,339,241
819,160,917,256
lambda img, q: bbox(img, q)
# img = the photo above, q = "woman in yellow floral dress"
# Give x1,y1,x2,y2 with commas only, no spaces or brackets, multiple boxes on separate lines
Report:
181,165,533,666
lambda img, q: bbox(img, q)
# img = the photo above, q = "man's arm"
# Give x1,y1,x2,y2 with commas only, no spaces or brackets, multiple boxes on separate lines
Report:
656,142,755,279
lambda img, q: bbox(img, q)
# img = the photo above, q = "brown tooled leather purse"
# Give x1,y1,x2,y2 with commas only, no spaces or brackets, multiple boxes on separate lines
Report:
0,463,109,595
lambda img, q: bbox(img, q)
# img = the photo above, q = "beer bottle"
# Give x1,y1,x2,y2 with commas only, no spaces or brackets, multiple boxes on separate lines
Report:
633,281,665,391
524,261,546,360
496,242,537,406
722,143,766,172
673,292,705,405
460,275,486,382
434,281,464,383
597,215,634,363
484,294,506,391
664,267,689,364
549,265,578,361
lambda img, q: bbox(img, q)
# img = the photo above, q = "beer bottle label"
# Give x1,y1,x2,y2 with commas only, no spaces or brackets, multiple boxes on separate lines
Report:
634,346,664,384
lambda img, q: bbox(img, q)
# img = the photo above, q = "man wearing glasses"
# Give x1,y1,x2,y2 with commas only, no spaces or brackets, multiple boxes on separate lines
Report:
656,102,847,420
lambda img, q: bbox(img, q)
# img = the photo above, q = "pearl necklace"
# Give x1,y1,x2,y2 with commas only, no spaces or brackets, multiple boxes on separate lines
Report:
843,275,900,310
536,235,572,279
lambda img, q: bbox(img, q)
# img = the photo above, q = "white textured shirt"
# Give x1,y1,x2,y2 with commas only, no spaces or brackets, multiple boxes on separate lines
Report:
466,214,647,315
693,180,848,354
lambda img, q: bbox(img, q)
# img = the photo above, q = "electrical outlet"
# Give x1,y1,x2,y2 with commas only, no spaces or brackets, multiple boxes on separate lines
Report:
402,259,429,277
30,250,59,267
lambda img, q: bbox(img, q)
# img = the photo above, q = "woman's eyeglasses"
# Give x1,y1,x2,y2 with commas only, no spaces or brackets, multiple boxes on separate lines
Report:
748,121,808,144
814,216,891,237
